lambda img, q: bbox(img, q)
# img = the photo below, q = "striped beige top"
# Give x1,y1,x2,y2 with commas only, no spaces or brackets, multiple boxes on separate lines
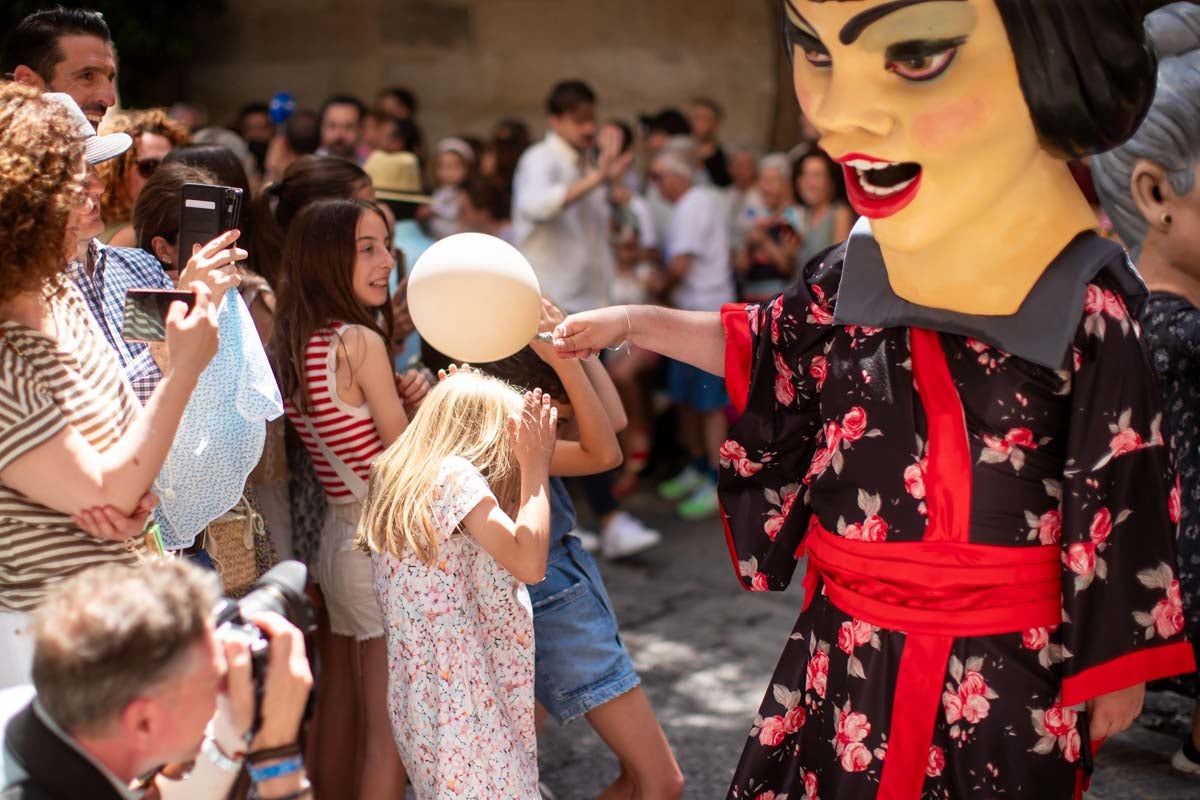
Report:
0,282,145,612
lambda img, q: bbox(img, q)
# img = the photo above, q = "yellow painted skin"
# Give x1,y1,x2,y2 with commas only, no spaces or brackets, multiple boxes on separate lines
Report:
786,0,1100,315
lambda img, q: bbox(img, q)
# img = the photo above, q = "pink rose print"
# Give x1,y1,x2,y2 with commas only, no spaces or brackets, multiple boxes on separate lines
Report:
720,439,766,479
803,771,819,800
784,705,807,734
720,440,746,463
1032,703,1081,762
824,420,843,452
942,690,963,725
751,572,770,593
1084,284,1105,315
1089,508,1113,545
754,792,778,800
1042,706,1077,738
837,624,856,655
980,428,1037,471
805,446,835,484
806,649,829,699
1066,543,1096,576
1151,581,1185,638
774,352,796,407
1135,564,1186,641
758,715,788,747
1102,289,1127,320
1027,509,1061,545
808,284,835,325
1022,627,1049,651
841,407,868,442
1063,728,1082,763
926,745,946,778
1006,428,1035,448
809,355,828,390
835,702,873,772
1170,476,1181,525
904,459,928,501
1108,428,1143,458
843,516,889,543
763,484,799,542
944,656,999,737
746,303,761,336
840,742,872,772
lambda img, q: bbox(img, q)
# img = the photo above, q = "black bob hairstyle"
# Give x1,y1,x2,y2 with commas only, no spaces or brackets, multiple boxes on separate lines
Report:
784,0,1163,159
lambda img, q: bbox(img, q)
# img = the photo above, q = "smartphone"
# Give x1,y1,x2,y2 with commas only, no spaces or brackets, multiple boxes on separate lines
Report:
121,289,196,343
178,183,244,265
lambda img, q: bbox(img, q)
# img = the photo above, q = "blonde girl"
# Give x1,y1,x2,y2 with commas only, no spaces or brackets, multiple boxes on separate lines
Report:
360,373,557,799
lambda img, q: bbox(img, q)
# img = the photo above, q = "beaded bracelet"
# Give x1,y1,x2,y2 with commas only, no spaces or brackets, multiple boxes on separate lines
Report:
199,735,243,773
247,754,305,784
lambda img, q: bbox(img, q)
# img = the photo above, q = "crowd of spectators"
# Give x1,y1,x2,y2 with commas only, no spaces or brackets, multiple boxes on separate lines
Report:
0,5,858,798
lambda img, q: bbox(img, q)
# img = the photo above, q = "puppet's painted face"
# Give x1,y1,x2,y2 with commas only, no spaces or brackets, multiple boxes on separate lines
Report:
785,0,1043,254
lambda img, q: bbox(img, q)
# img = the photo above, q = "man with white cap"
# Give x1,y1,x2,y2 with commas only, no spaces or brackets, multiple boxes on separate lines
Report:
45,92,243,406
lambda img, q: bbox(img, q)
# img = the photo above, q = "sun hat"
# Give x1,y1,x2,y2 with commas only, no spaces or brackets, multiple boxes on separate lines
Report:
363,151,433,204
43,92,132,165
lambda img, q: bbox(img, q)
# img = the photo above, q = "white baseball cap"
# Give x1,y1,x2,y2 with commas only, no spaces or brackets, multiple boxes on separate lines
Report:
43,92,132,165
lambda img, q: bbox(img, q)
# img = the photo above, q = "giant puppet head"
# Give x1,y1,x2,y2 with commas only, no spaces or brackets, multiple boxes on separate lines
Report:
781,0,1162,315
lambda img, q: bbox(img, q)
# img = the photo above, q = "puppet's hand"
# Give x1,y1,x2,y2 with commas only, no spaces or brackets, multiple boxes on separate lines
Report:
1086,682,1144,740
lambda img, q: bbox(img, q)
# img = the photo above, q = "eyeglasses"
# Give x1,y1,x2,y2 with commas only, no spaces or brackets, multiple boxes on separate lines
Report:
135,158,162,180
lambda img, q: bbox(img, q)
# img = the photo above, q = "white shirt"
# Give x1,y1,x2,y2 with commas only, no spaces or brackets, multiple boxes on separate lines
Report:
666,185,735,311
512,132,614,313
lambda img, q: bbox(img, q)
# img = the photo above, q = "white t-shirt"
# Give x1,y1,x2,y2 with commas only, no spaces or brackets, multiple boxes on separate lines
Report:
666,185,735,311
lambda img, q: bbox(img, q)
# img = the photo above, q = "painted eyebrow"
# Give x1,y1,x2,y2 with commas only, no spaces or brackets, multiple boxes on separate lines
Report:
839,0,968,45
782,0,818,35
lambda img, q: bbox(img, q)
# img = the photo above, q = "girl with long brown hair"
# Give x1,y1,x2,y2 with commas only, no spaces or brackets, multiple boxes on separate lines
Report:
272,198,420,799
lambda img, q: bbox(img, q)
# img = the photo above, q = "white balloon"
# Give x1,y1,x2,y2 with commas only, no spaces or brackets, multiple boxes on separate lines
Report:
407,233,542,363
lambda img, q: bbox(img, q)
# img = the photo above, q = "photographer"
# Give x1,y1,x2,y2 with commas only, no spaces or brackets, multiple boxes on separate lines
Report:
1,559,313,800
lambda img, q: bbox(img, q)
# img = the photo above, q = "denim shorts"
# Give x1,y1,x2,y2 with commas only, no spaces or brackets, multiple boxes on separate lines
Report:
530,534,640,723
667,358,729,413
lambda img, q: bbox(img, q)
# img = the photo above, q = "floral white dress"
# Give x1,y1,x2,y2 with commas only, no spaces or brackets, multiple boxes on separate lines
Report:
371,456,538,799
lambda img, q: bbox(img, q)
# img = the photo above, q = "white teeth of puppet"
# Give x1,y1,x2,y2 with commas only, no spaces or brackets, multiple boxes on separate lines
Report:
858,174,916,197
845,159,895,171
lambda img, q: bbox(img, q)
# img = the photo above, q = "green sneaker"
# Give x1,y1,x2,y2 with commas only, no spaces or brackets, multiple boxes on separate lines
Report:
677,480,719,521
658,465,705,501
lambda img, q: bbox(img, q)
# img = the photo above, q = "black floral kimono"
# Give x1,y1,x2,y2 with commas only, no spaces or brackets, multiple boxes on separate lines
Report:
717,223,1194,800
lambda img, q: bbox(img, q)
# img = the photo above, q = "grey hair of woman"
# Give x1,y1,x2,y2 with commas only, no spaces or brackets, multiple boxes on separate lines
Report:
759,152,792,180
1092,2,1200,259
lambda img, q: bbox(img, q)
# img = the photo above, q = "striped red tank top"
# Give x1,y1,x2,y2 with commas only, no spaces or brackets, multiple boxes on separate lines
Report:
284,322,385,502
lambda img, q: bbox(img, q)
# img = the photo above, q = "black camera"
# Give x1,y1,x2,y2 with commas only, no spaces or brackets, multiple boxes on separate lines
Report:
212,561,317,736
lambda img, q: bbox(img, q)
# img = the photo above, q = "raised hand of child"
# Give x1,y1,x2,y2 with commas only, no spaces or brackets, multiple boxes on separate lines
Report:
509,389,557,473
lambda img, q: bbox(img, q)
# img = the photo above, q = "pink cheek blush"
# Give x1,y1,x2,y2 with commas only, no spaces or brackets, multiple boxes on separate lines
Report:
912,95,988,151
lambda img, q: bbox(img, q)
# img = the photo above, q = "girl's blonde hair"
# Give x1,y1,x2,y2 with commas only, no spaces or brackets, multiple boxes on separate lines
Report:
358,371,523,565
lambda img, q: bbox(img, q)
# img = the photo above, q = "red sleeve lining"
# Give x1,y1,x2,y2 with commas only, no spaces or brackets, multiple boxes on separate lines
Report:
722,303,752,414
1061,641,1196,706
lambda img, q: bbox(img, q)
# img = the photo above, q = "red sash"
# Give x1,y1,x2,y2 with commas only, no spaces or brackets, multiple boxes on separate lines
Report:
803,328,1064,799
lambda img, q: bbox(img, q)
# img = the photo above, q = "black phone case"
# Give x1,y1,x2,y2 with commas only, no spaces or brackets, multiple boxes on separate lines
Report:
178,183,244,267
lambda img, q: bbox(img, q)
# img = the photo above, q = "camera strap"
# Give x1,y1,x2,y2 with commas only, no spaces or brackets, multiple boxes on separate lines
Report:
296,415,369,504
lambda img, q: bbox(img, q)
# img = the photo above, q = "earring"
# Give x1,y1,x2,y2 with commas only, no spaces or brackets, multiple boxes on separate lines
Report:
1161,213,1172,227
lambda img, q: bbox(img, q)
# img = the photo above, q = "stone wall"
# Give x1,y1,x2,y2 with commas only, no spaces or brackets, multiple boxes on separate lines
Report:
190,0,795,150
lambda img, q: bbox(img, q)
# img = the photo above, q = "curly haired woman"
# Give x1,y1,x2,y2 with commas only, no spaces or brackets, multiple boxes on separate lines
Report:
0,84,219,688
95,107,189,246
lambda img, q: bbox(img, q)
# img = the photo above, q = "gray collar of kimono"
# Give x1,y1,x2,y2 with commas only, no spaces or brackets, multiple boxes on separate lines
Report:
832,218,1147,370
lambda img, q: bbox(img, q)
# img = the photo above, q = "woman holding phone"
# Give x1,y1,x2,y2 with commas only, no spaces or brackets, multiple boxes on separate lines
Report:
0,84,232,687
